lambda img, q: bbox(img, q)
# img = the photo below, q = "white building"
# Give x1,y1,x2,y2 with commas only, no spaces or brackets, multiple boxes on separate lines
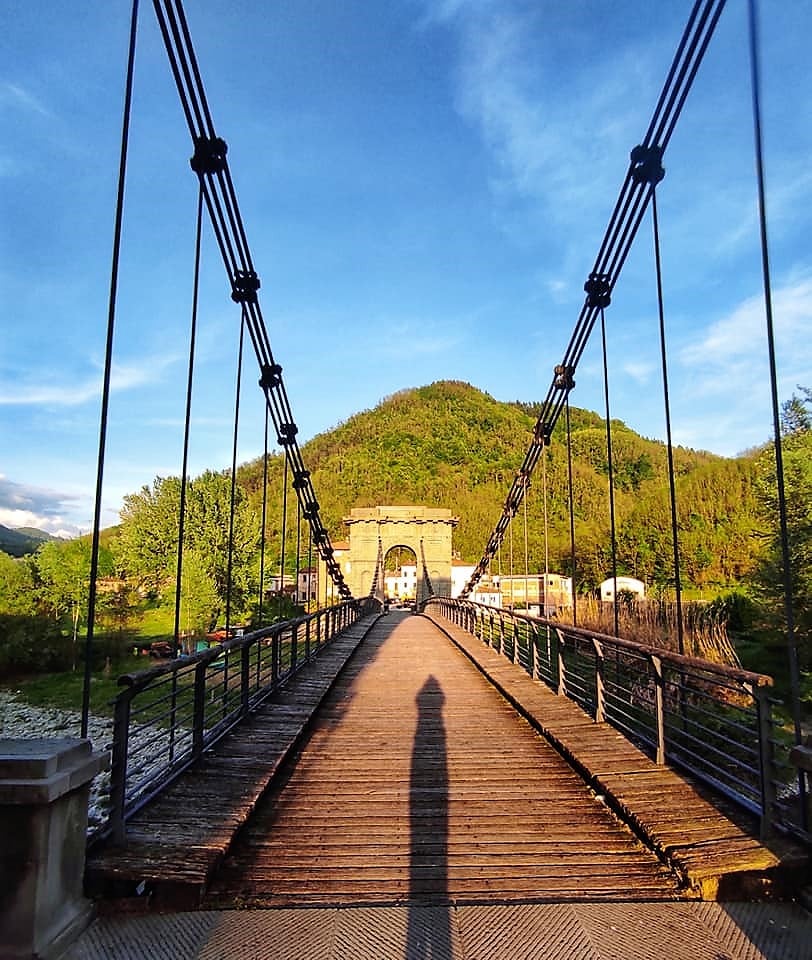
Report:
451,560,476,598
297,567,318,605
385,563,418,601
599,575,645,603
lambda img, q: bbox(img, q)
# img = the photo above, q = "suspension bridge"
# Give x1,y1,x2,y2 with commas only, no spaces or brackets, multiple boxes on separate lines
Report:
8,0,812,957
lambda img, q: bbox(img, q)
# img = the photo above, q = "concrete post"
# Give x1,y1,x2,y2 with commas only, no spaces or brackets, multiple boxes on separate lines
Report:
0,738,108,960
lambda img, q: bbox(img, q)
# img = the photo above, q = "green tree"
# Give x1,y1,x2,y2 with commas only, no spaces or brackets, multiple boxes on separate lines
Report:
178,547,220,639
0,552,37,616
36,538,113,671
751,389,812,675
116,470,261,626
184,470,261,621
116,476,182,597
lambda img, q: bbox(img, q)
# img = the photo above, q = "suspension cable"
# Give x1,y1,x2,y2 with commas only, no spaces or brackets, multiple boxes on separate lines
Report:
565,393,578,625
258,401,270,627
224,309,245,637
82,0,140,738
172,181,203,657
601,309,620,637
151,0,351,600
523,474,529,614
461,0,728,598
747,0,805,821
307,513,313,612
295,497,302,610
651,188,685,654
279,450,289,620
419,538,435,601
542,444,550,617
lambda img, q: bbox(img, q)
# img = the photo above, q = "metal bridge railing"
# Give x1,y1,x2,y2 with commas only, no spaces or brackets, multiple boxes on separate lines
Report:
100,599,377,844
424,597,798,842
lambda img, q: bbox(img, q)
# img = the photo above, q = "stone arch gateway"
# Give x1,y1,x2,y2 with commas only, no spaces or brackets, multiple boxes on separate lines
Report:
340,505,458,603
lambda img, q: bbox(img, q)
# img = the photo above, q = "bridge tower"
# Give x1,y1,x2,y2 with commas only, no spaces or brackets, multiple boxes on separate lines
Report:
337,506,458,603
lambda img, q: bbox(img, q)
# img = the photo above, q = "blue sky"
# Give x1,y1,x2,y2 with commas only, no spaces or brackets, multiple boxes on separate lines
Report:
2,1,811,537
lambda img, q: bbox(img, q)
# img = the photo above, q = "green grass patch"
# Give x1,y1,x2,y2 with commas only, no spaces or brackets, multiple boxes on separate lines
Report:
132,601,176,645
5,654,144,716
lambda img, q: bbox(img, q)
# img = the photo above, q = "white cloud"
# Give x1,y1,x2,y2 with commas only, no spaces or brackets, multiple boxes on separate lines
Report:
424,1,651,222
0,81,52,118
0,475,83,537
680,275,812,393
0,356,179,407
669,275,812,452
622,361,654,385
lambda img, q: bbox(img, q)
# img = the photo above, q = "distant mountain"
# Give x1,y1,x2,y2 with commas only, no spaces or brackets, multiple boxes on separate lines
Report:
0,524,60,558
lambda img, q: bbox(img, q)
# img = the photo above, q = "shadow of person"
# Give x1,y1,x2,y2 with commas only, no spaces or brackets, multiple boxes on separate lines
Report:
406,675,452,959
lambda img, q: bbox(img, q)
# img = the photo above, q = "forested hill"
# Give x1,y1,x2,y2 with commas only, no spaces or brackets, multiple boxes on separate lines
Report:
239,380,763,592
0,524,60,558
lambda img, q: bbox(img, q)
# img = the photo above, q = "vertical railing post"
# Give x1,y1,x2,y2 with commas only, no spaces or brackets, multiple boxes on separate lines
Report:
192,659,208,761
305,615,311,661
499,613,505,657
513,618,520,666
651,654,666,764
556,628,566,697
272,629,281,685
256,633,263,689
168,672,178,764
108,689,132,845
530,622,539,680
753,684,776,840
241,639,251,717
593,638,605,723
291,622,299,672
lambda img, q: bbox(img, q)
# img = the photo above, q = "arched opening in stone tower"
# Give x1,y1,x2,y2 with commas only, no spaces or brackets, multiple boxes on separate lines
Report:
383,545,418,606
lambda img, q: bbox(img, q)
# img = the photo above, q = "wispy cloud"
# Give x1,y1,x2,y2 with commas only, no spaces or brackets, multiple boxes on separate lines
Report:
0,81,52,118
680,274,812,394
0,356,179,407
622,361,655,384
420,0,652,221
373,322,461,359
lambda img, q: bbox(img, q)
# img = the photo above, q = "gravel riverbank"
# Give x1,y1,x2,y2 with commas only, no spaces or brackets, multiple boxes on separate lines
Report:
0,689,113,830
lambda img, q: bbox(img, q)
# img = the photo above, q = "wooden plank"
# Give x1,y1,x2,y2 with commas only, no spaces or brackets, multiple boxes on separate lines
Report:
426,611,805,900
85,615,382,904
207,615,680,907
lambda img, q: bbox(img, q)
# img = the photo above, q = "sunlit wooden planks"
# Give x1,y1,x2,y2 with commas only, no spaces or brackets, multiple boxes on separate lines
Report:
84,616,381,907
208,613,679,906
427,611,803,900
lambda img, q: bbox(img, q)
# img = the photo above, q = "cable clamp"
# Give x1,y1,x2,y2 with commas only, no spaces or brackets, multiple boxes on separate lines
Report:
554,364,575,391
231,269,260,304
630,144,665,186
584,273,612,309
292,470,311,491
190,136,228,175
276,422,298,446
259,363,282,389
534,421,553,446
303,499,320,520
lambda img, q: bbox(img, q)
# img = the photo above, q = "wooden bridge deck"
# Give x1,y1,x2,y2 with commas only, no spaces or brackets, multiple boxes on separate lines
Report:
86,611,804,910
206,613,679,906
